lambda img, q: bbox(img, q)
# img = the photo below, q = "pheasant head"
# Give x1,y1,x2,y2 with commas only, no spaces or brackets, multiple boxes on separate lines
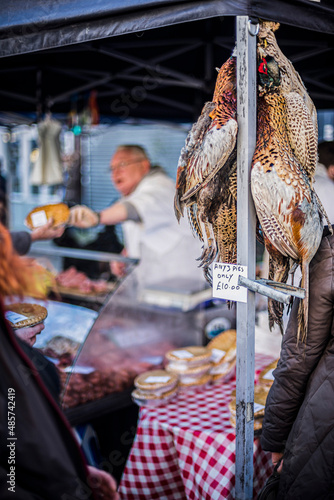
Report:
257,56,281,96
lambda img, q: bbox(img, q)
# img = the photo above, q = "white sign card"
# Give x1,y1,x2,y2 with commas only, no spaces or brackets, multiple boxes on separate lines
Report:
212,262,248,303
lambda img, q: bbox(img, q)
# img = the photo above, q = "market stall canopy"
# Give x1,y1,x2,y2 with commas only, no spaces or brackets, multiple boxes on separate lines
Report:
0,0,333,122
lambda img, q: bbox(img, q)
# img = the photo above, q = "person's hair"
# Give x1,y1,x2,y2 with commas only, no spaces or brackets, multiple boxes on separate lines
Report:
0,223,46,299
318,141,334,169
115,145,150,161
0,224,31,298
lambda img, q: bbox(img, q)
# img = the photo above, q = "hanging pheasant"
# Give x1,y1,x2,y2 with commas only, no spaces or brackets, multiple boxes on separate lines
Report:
174,51,238,283
251,48,329,340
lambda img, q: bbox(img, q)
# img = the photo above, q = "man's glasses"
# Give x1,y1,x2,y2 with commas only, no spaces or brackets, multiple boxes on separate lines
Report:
110,158,143,173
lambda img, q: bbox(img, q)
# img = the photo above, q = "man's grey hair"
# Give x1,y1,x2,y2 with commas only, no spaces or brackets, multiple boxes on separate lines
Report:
115,144,149,160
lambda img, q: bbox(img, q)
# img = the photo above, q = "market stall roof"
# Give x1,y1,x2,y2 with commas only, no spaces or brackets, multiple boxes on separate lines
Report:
0,0,333,123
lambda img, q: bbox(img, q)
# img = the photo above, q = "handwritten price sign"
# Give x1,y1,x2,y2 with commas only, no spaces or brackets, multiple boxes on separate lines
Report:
212,262,248,303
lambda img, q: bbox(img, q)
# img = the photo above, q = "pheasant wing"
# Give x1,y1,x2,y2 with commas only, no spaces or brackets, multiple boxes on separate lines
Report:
285,92,318,181
181,118,238,202
174,101,215,219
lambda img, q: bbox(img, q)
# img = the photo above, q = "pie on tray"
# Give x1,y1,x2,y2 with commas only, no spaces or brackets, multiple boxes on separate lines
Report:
132,369,179,407
165,346,212,368
207,329,236,353
25,203,70,229
5,303,48,329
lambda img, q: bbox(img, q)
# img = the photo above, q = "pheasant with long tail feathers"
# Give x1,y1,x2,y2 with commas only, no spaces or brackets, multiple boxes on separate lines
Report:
174,51,238,283
252,44,330,340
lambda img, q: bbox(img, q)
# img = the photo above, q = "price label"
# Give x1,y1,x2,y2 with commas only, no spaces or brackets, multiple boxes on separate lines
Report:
5,311,28,324
144,376,171,384
212,262,248,303
31,210,48,227
211,348,226,363
171,350,194,359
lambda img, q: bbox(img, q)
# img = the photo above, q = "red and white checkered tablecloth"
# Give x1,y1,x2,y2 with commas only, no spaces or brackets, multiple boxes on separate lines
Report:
119,352,275,500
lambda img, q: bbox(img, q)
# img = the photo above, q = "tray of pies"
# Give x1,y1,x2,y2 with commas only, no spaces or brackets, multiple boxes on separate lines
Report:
4,303,48,329
25,203,70,229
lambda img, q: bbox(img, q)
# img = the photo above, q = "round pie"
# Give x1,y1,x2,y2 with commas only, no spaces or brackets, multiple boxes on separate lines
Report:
131,385,178,408
5,303,48,329
165,346,212,369
207,329,237,384
178,372,212,390
207,329,236,361
25,203,70,229
134,369,178,394
132,369,179,407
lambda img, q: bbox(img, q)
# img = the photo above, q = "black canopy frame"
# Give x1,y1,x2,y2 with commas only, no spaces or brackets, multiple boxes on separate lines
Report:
0,3,333,499
0,1,333,123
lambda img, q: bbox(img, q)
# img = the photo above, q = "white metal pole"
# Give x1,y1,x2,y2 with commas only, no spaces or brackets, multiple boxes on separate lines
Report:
235,15,258,500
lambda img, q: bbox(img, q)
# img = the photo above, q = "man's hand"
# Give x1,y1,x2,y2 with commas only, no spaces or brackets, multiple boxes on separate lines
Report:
110,260,127,278
69,205,99,228
110,249,128,278
87,465,120,500
31,219,65,241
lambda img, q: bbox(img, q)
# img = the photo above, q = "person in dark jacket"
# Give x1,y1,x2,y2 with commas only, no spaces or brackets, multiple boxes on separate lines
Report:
261,225,334,500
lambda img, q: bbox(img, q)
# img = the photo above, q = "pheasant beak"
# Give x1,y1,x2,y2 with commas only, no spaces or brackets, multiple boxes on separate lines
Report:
209,108,217,120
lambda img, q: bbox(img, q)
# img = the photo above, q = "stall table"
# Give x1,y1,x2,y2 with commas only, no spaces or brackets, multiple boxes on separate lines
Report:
119,352,274,500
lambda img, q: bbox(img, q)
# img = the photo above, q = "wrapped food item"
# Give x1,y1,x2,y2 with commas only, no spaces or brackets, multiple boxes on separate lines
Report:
165,346,212,390
165,346,212,369
25,203,70,229
178,372,212,391
132,386,179,408
207,329,237,384
4,303,48,329
166,362,212,386
132,369,179,407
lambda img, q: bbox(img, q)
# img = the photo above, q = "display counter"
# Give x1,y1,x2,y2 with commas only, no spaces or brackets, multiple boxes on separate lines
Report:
28,243,138,311
17,269,235,426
